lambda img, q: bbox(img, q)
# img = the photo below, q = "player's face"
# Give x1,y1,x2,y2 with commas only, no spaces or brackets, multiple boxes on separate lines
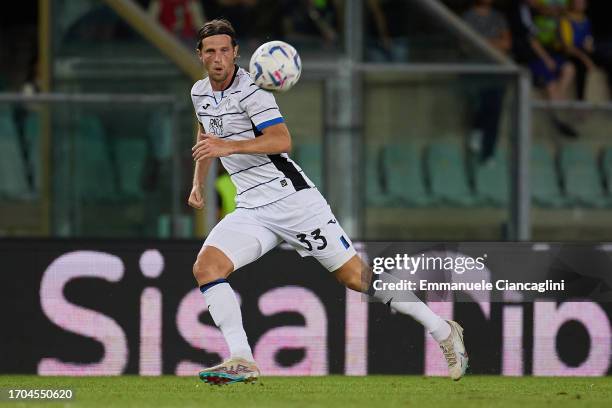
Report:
198,34,238,86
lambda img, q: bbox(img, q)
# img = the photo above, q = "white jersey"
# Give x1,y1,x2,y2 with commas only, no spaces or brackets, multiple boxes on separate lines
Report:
191,66,315,208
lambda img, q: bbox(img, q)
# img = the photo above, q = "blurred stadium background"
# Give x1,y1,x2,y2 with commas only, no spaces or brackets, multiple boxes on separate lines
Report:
1,0,612,383
1,0,611,242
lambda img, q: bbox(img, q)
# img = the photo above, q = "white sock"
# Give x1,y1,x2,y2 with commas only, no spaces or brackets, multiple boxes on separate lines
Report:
202,281,254,362
372,273,451,342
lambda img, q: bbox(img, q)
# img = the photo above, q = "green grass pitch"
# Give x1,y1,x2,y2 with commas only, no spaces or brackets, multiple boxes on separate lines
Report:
1,375,611,407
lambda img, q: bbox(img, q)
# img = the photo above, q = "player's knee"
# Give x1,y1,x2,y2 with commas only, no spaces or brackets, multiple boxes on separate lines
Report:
192,259,228,286
192,260,206,282
192,245,234,285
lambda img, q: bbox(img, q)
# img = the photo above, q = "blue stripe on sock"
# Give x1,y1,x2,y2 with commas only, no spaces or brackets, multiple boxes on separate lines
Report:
199,278,228,293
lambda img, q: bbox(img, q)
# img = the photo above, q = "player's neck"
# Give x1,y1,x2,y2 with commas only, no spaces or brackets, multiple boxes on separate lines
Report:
210,65,238,92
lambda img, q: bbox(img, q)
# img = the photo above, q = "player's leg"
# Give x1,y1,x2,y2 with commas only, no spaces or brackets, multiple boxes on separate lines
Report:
331,255,467,380
193,210,281,384
264,189,450,338
194,244,259,384
332,255,450,338
194,244,253,362
265,188,467,380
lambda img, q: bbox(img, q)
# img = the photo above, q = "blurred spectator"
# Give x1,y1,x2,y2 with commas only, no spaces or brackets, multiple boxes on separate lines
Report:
463,0,511,53
510,0,578,137
281,0,341,49
366,0,410,62
196,1,285,50
560,0,594,100
526,0,574,101
201,1,242,35
148,0,205,46
531,0,567,51
0,1,37,197
585,0,612,99
250,0,284,43
0,0,37,92
12,55,40,194
463,0,511,164
64,4,141,43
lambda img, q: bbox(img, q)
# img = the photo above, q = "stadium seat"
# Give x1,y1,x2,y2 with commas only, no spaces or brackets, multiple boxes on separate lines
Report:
381,143,431,206
115,137,147,200
365,146,394,207
530,143,565,208
0,108,31,199
294,143,323,190
74,115,117,202
559,143,609,208
472,148,509,207
602,146,612,196
426,141,475,206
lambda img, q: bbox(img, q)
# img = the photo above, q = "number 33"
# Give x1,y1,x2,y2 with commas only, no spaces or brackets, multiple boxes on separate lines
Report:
296,228,327,251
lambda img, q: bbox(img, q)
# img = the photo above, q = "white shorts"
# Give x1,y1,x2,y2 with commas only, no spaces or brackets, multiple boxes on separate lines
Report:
202,188,356,272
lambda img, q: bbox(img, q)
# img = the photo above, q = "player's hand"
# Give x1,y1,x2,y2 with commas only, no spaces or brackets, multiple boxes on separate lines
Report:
192,133,234,160
188,184,205,209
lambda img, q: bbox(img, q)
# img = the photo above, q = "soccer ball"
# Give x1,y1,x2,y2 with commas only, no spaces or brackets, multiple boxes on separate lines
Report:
249,40,302,92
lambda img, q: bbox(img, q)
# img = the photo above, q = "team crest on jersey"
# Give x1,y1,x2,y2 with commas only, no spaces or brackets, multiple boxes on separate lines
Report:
209,117,223,136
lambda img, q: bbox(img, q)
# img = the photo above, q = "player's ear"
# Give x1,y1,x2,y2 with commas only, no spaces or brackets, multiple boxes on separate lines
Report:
234,45,239,61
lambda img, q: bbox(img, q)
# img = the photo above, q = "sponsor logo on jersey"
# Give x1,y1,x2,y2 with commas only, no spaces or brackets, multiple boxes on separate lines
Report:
209,117,223,136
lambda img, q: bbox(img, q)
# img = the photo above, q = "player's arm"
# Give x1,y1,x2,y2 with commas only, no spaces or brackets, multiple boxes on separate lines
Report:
227,122,292,155
192,85,292,159
192,123,291,159
193,83,292,159
188,124,214,209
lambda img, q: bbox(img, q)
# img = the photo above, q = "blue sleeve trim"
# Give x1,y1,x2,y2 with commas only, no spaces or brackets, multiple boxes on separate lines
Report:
256,117,284,131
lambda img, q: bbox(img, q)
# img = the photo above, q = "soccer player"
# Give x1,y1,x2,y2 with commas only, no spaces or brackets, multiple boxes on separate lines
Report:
189,19,468,384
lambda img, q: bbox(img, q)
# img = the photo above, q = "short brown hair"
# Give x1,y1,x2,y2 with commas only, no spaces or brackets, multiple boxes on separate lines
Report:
197,19,237,50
